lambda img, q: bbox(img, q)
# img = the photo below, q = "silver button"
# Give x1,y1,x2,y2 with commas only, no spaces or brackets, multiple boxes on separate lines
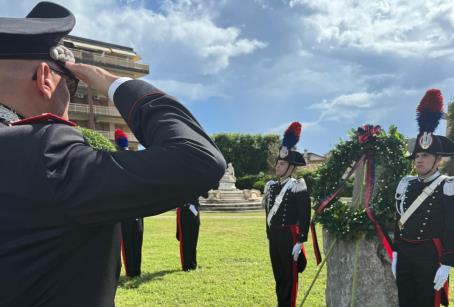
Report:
400,234,403,237
423,223,426,226
432,196,436,199
427,210,431,213
417,236,421,239
429,203,432,206
425,217,429,220
420,230,424,233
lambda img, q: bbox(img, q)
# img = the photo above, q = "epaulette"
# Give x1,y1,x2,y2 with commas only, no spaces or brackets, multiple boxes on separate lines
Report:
264,180,275,195
443,176,454,196
290,178,307,193
395,175,416,199
11,113,76,127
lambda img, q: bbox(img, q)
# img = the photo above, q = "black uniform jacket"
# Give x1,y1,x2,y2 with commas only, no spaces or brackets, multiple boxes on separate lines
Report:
264,178,311,242
0,80,226,307
394,173,454,266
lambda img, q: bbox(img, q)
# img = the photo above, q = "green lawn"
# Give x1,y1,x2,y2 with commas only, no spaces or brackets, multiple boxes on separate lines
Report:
115,211,454,306
115,211,325,306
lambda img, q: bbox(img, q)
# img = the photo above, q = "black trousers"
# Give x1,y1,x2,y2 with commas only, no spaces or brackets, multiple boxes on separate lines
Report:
269,227,299,307
176,207,200,271
121,218,144,277
396,240,440,307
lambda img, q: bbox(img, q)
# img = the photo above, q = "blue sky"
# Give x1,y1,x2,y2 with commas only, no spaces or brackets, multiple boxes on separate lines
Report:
4,0,454,154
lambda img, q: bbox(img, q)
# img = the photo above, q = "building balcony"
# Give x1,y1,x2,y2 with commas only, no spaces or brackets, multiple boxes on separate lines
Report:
69,48,149,74
69,103,121,117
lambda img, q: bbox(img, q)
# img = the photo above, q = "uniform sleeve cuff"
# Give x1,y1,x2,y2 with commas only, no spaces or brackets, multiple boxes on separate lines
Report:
108,77,133,103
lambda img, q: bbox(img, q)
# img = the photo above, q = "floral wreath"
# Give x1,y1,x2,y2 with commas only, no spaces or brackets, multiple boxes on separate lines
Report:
312,125,411,241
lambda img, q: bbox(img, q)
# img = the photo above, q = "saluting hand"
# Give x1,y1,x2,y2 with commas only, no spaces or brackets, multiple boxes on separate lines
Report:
65,62,120,97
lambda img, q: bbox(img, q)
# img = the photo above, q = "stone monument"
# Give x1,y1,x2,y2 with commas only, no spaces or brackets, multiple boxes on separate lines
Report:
200,163,262,211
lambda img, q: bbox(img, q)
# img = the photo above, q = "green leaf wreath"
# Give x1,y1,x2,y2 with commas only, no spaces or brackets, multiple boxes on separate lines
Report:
312,125,412,240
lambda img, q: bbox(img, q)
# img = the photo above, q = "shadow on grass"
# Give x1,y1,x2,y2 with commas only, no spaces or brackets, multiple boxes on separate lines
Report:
118,269,180,289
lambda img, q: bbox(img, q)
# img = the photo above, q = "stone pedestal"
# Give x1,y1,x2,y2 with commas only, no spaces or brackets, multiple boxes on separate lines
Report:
324,230,398,307
324,159,398,306
200,162,262,211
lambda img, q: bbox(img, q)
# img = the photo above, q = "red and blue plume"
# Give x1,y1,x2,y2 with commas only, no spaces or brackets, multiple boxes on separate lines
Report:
282,122,302,149
114,129,129,149
416,89,444,133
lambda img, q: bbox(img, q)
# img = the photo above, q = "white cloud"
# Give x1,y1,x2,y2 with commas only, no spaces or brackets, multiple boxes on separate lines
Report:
291,0,454,59
147,78,225,103
62,0,266,76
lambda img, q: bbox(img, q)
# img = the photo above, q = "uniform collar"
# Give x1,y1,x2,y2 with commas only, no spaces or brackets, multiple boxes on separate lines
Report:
0,103,24,123
417,170,441,183
278,177,291,185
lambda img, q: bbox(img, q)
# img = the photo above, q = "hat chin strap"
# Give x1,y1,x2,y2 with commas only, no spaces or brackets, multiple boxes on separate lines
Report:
419,158,439,179
279,164,294,182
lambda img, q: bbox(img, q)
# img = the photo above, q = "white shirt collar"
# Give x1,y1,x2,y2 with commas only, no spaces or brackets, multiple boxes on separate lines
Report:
418,170,441,183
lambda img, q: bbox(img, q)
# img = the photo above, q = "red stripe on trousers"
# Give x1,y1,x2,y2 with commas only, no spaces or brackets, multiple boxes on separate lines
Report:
433,238,449,307
120,232,128,275
176,208,184,270
290,225,300,307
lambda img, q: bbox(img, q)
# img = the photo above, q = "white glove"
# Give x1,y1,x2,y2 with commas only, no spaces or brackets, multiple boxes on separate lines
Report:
391,252,397,279
188,204,198,216
292,242,303,262
434,264,452,290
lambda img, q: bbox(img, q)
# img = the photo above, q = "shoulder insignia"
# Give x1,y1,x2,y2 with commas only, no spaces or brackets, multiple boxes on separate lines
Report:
395,175,416,198
264,180,275,195
290,178,307,193
11,113,76,127
443,176,454,196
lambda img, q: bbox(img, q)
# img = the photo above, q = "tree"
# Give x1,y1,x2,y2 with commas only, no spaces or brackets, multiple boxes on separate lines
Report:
212,133,280,177
441,100,454,175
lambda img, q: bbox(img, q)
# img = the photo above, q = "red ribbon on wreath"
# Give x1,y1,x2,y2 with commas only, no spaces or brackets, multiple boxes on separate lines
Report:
356,124,381,144
310,125,393,265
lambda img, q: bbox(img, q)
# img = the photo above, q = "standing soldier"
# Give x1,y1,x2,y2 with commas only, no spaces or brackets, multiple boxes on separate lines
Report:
176,197,202,271
392,89,454,307
263,122,311,307
115,129,144,277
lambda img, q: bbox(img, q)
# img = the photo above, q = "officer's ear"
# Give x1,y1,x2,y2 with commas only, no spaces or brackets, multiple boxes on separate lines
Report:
34,63,57,100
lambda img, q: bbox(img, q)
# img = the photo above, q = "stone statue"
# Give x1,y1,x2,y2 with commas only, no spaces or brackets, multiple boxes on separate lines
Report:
218,162,237,191
226,163,235,178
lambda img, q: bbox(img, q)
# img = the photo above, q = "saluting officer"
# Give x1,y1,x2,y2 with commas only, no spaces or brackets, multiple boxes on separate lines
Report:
392,89,454,307
0,3,225,306
263,122,311,307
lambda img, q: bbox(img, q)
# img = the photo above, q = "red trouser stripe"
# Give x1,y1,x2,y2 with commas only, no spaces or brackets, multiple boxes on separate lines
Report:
176,208,184,270
120,232,128,275
290,225,300,307
433,238,449,307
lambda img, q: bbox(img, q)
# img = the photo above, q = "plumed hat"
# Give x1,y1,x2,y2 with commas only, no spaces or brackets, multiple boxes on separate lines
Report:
115,129,129,149
407,89,454,159
277,122,306,166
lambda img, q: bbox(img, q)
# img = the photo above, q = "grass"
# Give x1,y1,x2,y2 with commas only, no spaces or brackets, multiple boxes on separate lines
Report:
115,211,325,307
115,211,454,307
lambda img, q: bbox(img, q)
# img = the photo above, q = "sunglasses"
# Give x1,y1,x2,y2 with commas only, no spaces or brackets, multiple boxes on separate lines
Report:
32,62,79,98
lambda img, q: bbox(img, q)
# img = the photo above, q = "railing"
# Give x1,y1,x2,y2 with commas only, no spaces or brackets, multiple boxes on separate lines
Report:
69,103,89,113
96,130,138,143
93,105,121,117
69,48,149,72
69,103,121,117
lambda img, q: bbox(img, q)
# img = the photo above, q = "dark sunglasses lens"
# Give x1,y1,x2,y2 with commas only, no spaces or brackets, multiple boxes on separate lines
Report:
67,78,79,97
